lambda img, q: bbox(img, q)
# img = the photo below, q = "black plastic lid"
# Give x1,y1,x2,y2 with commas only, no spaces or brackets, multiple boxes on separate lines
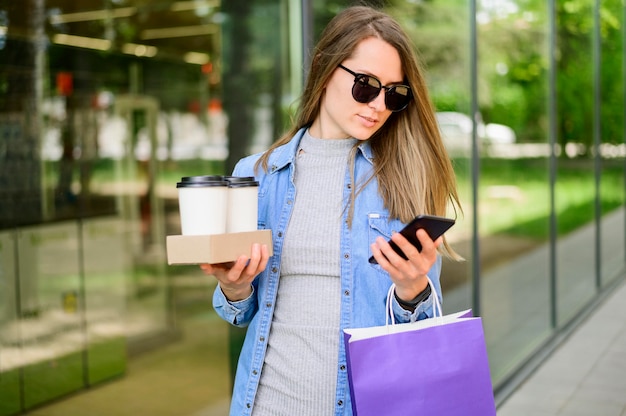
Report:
177,179,228,188
181,175,224,183
223,176,255,182
228,180,259,188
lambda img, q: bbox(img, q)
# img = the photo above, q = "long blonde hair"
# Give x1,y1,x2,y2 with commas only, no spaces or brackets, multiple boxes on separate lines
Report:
257,6,462,259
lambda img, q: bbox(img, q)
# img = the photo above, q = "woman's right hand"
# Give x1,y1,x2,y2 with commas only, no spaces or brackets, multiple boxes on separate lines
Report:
200,243,270,301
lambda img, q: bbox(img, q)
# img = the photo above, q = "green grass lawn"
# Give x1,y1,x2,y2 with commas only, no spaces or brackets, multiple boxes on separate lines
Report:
455,157,624,240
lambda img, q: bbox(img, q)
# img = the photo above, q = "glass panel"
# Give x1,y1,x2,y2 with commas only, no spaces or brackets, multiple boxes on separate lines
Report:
555,0,596,325
17,222,85,409
0,3,45,229
82,217,129,385
3,0,295,411
0,230,21,416
599,0,625,285
476,0,552,386
109,98,170,341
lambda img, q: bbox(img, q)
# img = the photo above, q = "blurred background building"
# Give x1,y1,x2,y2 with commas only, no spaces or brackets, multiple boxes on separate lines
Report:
0,0,624,415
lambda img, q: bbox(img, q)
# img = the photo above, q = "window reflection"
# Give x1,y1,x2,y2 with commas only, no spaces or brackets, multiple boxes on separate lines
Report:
1,0,296,412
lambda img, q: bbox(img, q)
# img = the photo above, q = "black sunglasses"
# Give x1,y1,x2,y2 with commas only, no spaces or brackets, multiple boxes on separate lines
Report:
338,64,412,112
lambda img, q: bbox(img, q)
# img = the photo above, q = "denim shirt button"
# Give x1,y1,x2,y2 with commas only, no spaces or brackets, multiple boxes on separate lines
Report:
343,253,349,259
337,400,344,406
246,403,252,408
252,369,258,375
271,267,278,273
265,302,272,308
259,336,265,342
344,290,350,296
277,231,283,237
340,364,346,371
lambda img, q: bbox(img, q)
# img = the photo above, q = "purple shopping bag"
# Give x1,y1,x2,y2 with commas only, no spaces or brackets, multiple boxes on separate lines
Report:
343,285,496,416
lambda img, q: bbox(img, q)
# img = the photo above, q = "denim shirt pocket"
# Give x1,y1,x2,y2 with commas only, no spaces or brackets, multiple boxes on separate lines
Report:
256,175,273,230
367,213,404,270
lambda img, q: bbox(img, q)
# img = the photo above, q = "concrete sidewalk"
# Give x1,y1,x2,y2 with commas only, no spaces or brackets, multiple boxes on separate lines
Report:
497,277,626,416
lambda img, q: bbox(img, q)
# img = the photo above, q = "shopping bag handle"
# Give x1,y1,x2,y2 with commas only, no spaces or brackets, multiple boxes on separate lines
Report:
386,277,442,326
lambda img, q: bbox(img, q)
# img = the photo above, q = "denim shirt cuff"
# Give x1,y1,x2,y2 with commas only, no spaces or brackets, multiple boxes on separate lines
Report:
213,284,255,325
224,284,255,307
391,291,437,323
413,292,437,320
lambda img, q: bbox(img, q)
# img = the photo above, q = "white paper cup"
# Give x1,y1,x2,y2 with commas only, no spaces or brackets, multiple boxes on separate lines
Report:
225,177,259,233
177,176,228,235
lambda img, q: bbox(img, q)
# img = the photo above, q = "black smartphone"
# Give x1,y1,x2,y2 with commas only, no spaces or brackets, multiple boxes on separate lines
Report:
368,214,455,264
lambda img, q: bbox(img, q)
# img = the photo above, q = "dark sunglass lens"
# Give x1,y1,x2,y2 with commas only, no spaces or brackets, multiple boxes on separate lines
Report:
385,86,411,111
352,74,381,103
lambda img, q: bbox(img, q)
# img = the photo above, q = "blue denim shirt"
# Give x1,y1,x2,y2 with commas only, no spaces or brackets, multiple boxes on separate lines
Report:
213,127,443,416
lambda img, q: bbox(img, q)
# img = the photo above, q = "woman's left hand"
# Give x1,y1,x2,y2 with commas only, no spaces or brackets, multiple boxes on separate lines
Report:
370,228,441,302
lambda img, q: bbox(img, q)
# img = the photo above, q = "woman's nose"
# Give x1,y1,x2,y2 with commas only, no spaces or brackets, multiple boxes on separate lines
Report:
368,89,387,112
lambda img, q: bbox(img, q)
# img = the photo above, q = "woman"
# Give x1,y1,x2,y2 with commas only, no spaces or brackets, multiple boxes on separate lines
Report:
201,5,461,415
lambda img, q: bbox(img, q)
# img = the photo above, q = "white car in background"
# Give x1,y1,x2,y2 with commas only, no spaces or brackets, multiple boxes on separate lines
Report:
436,112,516,155
484,123,516,145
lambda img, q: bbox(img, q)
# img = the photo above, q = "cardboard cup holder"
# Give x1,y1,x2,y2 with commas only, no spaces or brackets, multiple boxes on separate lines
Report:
166,230,272,265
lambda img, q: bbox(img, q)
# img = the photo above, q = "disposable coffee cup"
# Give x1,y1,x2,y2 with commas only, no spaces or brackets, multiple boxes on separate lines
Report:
225,176,259,233
177,176,228,235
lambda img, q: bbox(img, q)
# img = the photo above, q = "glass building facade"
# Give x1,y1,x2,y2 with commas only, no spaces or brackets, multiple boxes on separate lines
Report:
0,0,624,414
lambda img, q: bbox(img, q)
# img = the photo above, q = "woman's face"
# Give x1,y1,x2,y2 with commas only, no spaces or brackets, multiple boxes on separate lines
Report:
310,36,403,141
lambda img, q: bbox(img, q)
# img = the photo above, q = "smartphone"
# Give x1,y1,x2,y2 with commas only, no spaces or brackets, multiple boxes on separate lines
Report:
368,214,455,264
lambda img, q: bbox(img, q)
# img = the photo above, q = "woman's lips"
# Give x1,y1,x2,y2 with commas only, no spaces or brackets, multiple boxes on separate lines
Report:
358,114,378,128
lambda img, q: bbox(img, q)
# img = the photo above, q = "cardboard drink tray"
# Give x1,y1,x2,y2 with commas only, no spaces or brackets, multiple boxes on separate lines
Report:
166,229,273,265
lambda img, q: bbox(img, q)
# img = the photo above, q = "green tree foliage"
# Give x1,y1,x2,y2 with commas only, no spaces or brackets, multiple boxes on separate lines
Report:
556,0,594,150
598,0,624,146
556,0,623,151
473,0,623,149
474,0,549,141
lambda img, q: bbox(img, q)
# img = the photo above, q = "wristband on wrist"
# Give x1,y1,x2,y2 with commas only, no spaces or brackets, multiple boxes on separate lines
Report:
394,283,432,310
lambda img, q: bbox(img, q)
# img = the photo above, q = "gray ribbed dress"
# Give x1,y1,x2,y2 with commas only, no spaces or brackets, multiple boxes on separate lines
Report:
252,131,357,415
